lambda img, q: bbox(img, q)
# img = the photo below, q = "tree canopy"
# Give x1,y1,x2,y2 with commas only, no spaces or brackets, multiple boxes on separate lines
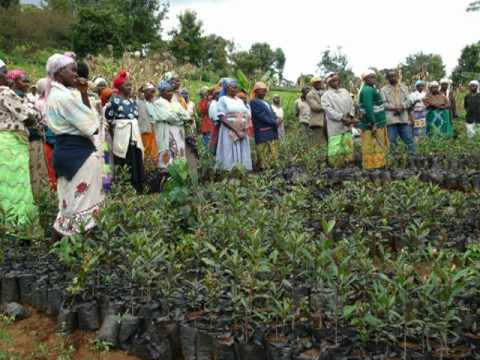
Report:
317,47,355,88
232,43,286,83
451,42,480,85
400,52,446,84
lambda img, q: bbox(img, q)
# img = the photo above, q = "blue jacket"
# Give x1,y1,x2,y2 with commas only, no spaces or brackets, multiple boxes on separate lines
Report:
250,98,278,144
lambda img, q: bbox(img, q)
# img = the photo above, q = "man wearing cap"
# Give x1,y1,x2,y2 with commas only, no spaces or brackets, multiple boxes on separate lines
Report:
380,70,415,156
464,80,480,138
321,72,355,166
440,78,457,121
409,80,427,138
306,76,327,145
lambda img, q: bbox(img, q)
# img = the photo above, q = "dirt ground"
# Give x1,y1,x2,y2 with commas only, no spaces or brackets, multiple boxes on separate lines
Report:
0,308,139,360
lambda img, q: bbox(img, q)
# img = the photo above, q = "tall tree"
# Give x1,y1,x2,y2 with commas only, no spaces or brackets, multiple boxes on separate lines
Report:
273,48,286,83
249,43,275,73
400,52,446,84
201,34,233,75
317,47,355,88
232,51,259,78
70,0,168,56
169,10,204,66
233,42,286,80
72,5,125,56
451,42,480,85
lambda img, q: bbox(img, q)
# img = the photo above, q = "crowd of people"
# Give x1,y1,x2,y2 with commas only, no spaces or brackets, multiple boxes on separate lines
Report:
0,53,479,239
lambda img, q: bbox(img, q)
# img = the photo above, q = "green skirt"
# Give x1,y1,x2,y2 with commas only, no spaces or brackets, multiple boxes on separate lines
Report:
426,109,453,139
328,132,353,167
0,132,38,227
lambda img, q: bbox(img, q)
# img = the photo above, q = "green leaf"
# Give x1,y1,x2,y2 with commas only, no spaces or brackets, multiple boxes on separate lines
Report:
343,304,357,319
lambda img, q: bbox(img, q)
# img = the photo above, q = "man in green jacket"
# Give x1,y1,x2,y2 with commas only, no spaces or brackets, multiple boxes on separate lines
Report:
358,70,388,170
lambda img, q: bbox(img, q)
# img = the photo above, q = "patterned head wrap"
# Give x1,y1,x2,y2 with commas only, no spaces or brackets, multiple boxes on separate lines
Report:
158,80,173,93
219,78,238,97
163,71,178,84
6,69,26,82
113,70,129,90
46,53,75,78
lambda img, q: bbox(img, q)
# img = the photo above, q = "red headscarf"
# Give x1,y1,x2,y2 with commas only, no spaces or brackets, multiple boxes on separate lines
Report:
113,70,129,90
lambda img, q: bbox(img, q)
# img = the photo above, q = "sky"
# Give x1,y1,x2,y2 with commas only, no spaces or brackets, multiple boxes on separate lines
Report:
163,0,480,81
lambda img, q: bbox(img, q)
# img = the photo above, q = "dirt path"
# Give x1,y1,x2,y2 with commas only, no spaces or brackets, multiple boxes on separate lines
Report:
0,308,139,360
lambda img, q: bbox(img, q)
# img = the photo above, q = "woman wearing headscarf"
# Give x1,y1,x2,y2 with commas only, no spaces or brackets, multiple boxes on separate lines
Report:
423,81,453,138
152,81,190,170
358,70,388,170
439,78,457,121
0,62,39,228
92,77,107,97
45,53,104,237
35,77,57,191
163,72,198,177
137,82,159,166
321,73,356,167
105,70,145,191
250,81,279,170
8,69,49,203
216,78,252,171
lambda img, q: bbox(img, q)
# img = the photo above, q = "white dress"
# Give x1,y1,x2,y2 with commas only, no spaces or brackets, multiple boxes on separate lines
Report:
215,96,252,171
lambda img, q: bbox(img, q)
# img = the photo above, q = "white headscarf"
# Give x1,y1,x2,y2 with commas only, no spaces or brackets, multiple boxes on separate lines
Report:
469,80,479,87
361,69,375,80
46,53,75,78
0,59,6,71
93,77,107,88
429,81,440,88
439,78,450,85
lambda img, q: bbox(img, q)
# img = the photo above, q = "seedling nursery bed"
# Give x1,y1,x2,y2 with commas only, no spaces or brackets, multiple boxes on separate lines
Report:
3,153,480,359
